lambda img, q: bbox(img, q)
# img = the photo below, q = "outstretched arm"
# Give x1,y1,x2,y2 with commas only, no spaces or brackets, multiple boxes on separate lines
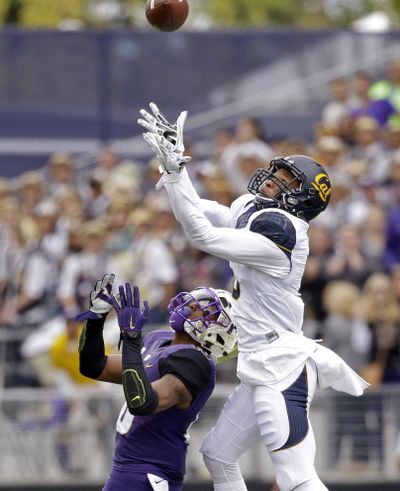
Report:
139,103,232,228
139,104,290,273
179,168,233,227
162,173,290,275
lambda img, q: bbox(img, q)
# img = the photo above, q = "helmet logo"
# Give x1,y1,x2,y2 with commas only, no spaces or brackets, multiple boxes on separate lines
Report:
311,173,331,202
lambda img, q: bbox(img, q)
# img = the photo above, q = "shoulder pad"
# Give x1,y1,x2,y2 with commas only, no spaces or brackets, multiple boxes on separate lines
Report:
250,210,296,259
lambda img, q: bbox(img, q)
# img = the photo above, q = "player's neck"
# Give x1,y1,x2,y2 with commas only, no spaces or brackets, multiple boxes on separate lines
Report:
172,331,197,347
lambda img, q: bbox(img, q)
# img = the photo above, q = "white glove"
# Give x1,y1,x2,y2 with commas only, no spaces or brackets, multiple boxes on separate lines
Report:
142,132,191,175
76,274,115,321
89,273,115,315
138,102,187,155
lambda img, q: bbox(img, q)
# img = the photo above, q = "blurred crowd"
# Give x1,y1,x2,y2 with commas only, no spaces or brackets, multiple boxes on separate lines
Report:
0,59,399,402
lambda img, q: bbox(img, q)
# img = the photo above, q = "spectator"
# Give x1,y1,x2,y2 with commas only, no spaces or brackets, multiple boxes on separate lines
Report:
0,200,61,328
360,204,387,272
46,153,77,199
350,71,372,110
343,116,390,183
384,204,400,272
322,280,365,371
16,171,46,242
56,186,85,234
391,264,400,305
369,58,400,114
90,146,120,183
17,171,45,209
227,145,270,196
321,77,352,128
356,272,400,385
57,220,110,313
105,161,142,208
322,279,372,471
113,207,179,325
383,119,400,153
351,70,395,127
326,223,370,287
278,137,310,157
81,173,109,220
0,177,12,203
316,176,368,230
201,175,236,207
105,199,133,256
382,150,400,206
210,127,234,163
301,224,334,327
351,99,396,128
220,117,273,193
0,198,25,322
313,135,346,171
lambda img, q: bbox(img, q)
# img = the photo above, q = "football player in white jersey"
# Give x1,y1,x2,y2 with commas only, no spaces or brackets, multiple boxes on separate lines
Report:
138,104,369,491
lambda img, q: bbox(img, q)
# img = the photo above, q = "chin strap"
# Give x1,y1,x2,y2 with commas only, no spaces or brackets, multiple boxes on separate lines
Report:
254,195,281,211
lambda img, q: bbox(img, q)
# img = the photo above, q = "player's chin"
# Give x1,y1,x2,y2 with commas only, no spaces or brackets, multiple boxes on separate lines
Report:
257,192,275,202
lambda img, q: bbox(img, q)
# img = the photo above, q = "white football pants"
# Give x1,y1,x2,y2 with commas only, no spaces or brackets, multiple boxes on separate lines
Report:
201,360,328,491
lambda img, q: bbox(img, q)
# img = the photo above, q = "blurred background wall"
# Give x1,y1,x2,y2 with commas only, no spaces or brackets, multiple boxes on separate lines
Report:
0,29,399,176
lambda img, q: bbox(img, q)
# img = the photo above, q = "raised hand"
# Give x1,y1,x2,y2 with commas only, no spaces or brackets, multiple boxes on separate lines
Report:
112,282,149,338
76,274,115,321
142,132,191,175
138,103,191,176
138,102,187,154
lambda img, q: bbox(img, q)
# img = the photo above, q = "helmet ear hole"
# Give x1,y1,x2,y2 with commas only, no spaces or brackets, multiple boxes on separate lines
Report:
216,333,225,346
303,199,313,209
220,297,229,308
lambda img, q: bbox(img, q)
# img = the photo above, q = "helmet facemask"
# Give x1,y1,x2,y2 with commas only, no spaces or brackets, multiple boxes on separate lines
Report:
168,287,238,362
248,155,331,221
248,158,303,208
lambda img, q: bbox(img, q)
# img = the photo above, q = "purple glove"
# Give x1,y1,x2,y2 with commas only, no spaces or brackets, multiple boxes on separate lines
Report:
112,283,149,338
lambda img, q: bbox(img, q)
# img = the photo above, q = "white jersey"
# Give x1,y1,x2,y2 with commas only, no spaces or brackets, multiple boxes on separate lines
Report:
161,170,368,391
228,194,309,349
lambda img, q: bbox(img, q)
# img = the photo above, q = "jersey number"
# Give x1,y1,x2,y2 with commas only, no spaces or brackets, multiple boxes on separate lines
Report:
116,403,134,435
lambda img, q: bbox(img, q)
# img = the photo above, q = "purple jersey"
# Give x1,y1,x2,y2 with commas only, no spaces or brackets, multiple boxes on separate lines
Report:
112,330,216,484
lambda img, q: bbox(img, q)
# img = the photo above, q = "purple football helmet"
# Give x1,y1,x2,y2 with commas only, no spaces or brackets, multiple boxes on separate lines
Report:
168,287,237,362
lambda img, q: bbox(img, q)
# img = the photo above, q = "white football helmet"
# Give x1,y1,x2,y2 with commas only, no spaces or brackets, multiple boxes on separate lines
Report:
168,287,238,363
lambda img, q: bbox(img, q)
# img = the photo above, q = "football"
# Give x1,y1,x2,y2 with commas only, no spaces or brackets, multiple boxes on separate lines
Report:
145,0,189,32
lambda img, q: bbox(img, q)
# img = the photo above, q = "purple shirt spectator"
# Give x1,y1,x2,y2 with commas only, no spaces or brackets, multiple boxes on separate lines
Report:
384,206,400,272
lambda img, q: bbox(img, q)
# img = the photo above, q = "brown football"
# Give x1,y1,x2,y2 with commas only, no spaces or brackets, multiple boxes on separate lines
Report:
145,0,189,32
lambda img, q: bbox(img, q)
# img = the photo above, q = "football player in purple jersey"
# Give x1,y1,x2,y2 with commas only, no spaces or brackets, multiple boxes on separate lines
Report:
77,274,237,491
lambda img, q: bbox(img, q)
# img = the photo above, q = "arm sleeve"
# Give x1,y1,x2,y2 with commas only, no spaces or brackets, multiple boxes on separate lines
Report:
121,333,159,415
179,169,233,227
161,173,290,276
158,349,212,398
78,317,108,379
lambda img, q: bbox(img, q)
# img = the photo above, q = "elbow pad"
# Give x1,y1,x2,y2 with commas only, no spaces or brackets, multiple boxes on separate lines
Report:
123,368,159,415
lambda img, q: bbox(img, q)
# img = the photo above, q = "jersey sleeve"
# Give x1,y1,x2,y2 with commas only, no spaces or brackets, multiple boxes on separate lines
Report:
162,173,290,277
158,349,212,398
